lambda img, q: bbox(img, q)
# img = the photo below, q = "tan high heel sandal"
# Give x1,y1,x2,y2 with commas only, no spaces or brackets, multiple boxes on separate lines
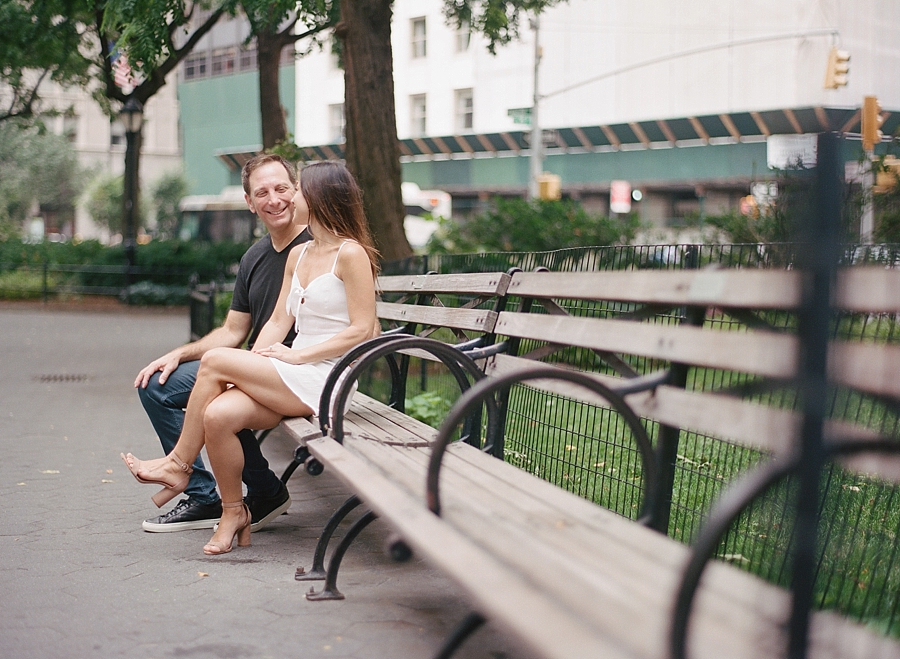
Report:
120,451,193,507
203,502,251,555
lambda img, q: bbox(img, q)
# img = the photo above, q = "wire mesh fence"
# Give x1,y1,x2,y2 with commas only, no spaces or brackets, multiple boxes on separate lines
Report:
372,242,900,637
0,261,197,304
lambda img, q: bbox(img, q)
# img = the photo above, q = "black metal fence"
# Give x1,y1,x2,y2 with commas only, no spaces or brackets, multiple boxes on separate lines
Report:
0,261,198,305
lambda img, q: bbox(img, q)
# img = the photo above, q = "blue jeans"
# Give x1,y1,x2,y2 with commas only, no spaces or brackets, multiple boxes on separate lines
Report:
137,360,283,504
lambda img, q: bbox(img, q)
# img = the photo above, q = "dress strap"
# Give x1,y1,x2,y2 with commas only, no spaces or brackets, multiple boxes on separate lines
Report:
330,240,350,274
292,242,312,276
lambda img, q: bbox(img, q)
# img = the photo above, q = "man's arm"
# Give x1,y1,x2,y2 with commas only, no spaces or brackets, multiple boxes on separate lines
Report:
134,310,252,388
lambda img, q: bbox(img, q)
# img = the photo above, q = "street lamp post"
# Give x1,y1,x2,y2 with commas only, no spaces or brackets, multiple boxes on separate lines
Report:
120,98,143,271
528,14,542,200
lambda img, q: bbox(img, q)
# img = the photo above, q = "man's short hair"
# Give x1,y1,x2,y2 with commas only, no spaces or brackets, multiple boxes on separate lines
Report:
241,154,298,194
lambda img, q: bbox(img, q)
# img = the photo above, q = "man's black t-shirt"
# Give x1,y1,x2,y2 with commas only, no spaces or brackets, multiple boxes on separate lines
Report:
230,227,312,349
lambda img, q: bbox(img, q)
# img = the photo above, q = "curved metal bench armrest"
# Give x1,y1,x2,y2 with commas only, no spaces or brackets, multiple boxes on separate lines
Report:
669,455,798,659
319,335,489,444
316,334,415,434
670,437,900,659
462,340,508,362
614,369,671,395
426,365,658,519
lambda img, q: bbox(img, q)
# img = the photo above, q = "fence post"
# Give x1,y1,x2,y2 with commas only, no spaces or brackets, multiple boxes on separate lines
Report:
648,245,702,535
42,260,49,303
208,280,217,335
786,132,841,659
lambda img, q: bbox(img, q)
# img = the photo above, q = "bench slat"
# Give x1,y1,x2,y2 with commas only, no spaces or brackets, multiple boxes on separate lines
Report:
495,311,798,379
485,354,900,483
831,341,900,399
377,301,498,332
378,272,511,296
508,267,900,313
836,267,900,312
508,269,803,308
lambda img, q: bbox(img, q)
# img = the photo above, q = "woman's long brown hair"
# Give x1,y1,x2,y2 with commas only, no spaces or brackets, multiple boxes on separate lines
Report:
300,161,380,279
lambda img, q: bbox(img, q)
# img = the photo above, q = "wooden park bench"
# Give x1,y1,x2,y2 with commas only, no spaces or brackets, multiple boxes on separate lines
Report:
278,260,900,659
277,136,900,659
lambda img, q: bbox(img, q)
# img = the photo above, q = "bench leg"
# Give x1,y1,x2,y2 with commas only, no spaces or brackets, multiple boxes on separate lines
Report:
295,494,363,582
280,445,324,484
433,612,486,659
305,510,378,601
254,428,272,445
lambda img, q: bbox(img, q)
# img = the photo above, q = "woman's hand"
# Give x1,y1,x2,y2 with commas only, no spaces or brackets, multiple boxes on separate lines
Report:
253,343,305,365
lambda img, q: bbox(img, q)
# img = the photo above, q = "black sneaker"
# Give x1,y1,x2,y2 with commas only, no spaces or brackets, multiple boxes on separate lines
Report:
245,481,291,532
142,499,222,533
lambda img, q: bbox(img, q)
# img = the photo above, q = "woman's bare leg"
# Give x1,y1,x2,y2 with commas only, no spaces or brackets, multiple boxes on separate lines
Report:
123,347,313,487
201,387,285,553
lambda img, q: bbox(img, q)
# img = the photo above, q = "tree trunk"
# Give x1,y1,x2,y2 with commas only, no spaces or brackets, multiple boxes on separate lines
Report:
257,29,289,149
339,0,411,261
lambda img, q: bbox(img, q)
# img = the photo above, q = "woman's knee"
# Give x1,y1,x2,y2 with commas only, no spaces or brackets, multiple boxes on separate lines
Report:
203,397,243,437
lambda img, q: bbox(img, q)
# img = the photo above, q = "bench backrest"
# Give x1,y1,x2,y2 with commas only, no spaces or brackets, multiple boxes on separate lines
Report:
376,272,511,342
479,266,900,639
490,267,900,480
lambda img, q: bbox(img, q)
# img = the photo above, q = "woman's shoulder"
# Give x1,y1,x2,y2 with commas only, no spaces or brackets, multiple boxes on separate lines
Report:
336,240,373,279
338,239,367,258
285,241,309,266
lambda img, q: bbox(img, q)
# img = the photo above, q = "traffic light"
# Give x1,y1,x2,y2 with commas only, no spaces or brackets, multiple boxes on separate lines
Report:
862,96,884,151
824,47,850,89
874,156,900,194
537,172,561,200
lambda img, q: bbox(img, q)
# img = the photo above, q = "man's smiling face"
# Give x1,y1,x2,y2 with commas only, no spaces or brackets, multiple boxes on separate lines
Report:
245,161,297,233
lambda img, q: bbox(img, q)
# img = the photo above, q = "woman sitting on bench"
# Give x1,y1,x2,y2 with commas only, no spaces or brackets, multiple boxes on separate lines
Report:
121,161,379,555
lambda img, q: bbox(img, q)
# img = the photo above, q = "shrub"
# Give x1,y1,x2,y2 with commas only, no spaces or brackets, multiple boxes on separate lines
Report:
404,391,452,428
0,268,58,299
120,281,190,306
426,197,638,254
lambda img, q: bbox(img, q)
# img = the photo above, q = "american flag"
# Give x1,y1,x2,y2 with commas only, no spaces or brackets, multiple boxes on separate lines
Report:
111,47,135,94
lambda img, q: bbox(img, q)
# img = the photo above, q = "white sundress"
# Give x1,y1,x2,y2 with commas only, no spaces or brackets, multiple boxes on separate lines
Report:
269,240,357,415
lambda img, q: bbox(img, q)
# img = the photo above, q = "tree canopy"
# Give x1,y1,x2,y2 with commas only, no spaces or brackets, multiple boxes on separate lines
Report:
0,0,92,122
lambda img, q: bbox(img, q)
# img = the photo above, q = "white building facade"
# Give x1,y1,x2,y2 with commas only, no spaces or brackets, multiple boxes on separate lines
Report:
292,0,900,226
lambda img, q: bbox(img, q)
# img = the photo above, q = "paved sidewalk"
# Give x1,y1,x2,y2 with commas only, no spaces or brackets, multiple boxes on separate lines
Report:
0,304,534,659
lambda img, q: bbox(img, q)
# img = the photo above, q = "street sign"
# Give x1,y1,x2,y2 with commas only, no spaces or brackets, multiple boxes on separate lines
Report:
522,129,559,148
508,107,532,126
610,180,632,214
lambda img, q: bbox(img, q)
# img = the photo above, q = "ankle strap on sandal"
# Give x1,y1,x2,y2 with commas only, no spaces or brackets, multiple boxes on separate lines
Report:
168,452,192,473
222,501,246,509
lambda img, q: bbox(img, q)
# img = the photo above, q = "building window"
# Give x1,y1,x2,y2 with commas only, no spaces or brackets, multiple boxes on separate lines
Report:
210,47,236,76
184,52,207,80
455,89,473,132
239,46,256,71
329,103,345,143
455,19,471,53
110,120,125,147
411,17,427,59
410,94,427,136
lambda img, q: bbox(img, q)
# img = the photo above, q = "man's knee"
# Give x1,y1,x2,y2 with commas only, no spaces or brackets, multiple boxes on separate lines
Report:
137,362,198,412
137,372,167,410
